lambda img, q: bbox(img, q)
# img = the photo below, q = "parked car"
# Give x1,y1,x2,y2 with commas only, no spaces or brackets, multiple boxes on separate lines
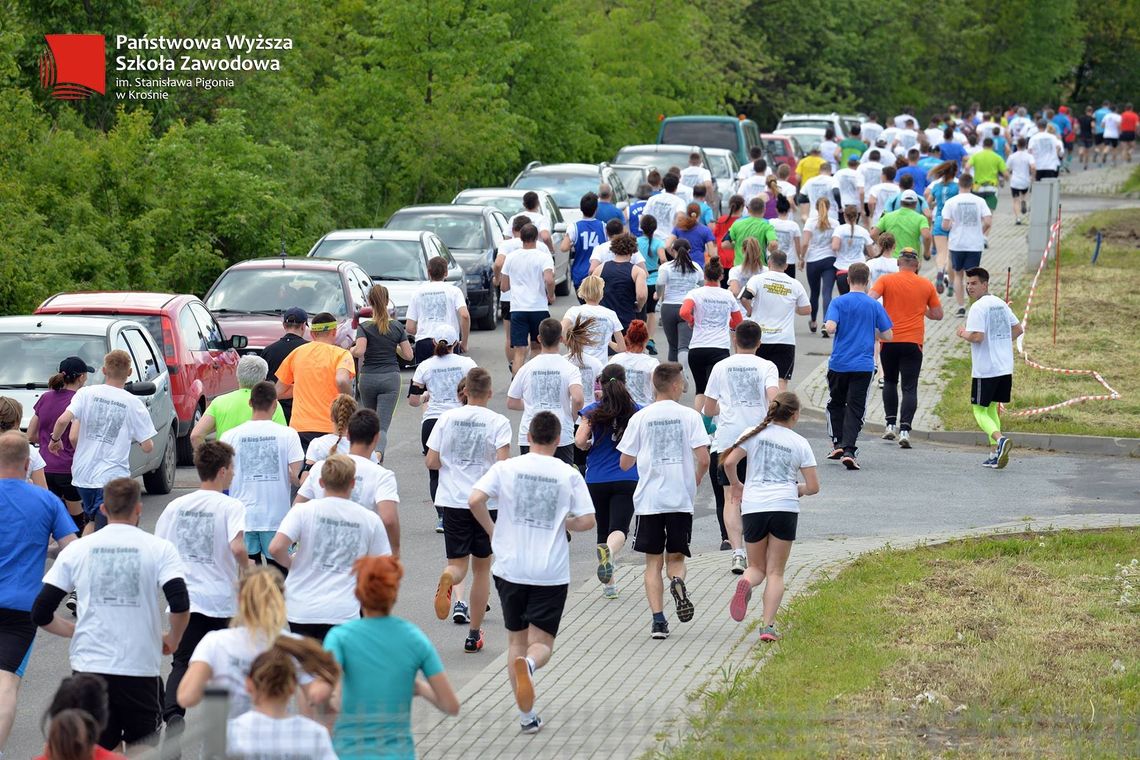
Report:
656,115,764,166
773,127,827,155
702,148,740,214
0,314,178,494
762,133,801,185
607,163,649,199
613,144,719,210
384,204,508,330
451,188,572,294
510,162,628,224
204,257,375,352
776,112,849,138
35,292,246,465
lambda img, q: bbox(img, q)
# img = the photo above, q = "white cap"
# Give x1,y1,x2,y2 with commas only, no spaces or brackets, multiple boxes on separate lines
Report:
900,189,920,204
433,324,459,345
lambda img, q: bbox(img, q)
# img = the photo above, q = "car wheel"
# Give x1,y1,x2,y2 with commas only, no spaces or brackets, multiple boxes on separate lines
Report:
555,272,570,297
176,403,202,466
143,426,177,495
475,290,498,331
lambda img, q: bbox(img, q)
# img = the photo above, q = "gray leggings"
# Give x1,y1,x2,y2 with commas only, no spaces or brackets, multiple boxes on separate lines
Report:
357,370,401,455
660,303,693,364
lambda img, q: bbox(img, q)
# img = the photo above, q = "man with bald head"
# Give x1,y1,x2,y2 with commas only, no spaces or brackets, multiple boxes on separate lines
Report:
595,184,624,225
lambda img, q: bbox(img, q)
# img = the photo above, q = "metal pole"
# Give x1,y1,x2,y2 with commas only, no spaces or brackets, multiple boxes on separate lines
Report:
1005,267,1012,304
1052,204,1062,346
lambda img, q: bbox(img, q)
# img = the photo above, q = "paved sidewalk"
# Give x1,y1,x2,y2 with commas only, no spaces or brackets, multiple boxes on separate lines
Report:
412,512,1140,759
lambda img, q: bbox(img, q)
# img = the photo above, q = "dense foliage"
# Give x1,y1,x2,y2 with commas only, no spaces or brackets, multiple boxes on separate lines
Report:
1,0,1136,314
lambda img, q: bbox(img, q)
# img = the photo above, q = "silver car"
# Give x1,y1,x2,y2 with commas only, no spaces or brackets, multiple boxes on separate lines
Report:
510,162,629,225
0,314,178,494
702,148,741,214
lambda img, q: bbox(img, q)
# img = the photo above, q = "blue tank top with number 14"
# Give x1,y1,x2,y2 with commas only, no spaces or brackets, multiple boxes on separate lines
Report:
571,219,607,287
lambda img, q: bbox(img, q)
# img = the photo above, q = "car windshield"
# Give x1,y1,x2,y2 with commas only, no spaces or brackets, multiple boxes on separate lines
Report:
765,139,789,157
613,149,693,173
779,130,824,151
610,166,644,195
512,173,599,209
779,119,833,132
660,122,738,152
386,212,487,250
310,239,426,281
453,193,525,216
206,268,347,317
0,333,106,387
706,155,733,178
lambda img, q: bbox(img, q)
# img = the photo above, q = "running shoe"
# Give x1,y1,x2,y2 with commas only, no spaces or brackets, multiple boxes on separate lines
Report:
434,571,455,620
946,282,954,297
451,600,470,625
995,436,1012,469
729,578,752,622
877,376,884,389
982,453,998,468
809,320,818,333
596,544,614,585
759,625,781,642
719,539,732,551
65,590,77,614
1021,199,1028,215
730,554,746,575
670,577,695,622
898,430,912,449
520,716,544,734
603,584,619,599
827,446,844,460
434,516,444,534
935,270,945,294
464,629,484,653
646,339,658,356
651,619,670,639
1014,218,1023,225
821,327,830,338
513,656,535,712
956,307,966,317
882,424,897,441
841,454,860,470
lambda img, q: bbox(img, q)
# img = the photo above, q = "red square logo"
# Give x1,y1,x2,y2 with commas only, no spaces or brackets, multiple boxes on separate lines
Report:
39,34,105,100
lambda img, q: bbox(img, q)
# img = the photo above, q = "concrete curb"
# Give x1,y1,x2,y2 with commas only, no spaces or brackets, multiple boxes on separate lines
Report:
798,405,1140,458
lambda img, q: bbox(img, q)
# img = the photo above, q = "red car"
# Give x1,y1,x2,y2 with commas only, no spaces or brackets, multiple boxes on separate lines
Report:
36,292,246,465
763,133,800,185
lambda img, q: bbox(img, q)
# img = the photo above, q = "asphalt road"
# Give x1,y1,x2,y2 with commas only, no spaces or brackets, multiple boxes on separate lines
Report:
10,235,1140,758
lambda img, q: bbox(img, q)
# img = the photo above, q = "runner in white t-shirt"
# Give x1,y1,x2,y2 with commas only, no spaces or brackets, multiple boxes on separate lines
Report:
680,258,744,422
740,250,811,388
494,215,554,369
468,411,595,734
153,440,246,725
270,455,391,641
605,320,660,408
834,156,865,210
941,175,993,315
427,368,512,652
1006,138,1035,225
617,362,710,640
722,391,819,643
506,319,584,461
502,225,557,372
830,206,876,293
561,275,626,366
405,258,470,363
867,165,900,227
679,153,714,196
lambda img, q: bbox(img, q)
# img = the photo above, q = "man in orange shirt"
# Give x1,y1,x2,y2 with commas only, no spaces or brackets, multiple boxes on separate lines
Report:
1120,103,1138,164
274,311,355,449
870,249,943,447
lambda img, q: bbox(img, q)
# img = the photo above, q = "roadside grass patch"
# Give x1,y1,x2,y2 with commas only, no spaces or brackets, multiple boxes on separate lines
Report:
1123,164,1140,194
934,208,1140,438
657,529,1140,759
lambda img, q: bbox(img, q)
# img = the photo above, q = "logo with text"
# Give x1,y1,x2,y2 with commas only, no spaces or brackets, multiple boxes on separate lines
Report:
39,34,106,100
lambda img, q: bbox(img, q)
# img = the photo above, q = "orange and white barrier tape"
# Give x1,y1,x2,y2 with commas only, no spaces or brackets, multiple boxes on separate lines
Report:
1003,217,1121,417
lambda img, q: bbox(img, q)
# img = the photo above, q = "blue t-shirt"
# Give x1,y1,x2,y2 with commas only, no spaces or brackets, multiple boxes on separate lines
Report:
992,135,1008,158
324,616,444,759
636,235,665,285
596,201,624,225
1052,113,1072,141
570,218,606,286
627,199,647,237
826,292,892,373
929,180,959,229
579,402,640,483
670,224,716,266
938,141,967,168
697,201,715,225
0,479,75,611
895,165,928,195
1094,107,1110,133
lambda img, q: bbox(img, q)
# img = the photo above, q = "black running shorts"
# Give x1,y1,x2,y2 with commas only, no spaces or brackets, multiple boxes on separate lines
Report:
633,512,693,556
494,577,568,636
971,374,1012,406
442,507,495,559
743,511,799,542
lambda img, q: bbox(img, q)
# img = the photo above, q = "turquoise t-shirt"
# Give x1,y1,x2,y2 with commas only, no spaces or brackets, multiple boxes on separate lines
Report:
637,235,666,285
324,616,444,759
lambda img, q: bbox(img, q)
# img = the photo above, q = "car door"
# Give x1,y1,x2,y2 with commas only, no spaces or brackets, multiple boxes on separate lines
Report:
117,326,173,474
190,301,238,398
342,266,372,346
176,304,212,414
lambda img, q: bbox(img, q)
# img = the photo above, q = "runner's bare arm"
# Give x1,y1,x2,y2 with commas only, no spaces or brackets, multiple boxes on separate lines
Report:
190,413,215,450
799,466,820,497
376,500,399,557
694,445,710,487
574,417,592,451
468,489,495,540
268,531,295,568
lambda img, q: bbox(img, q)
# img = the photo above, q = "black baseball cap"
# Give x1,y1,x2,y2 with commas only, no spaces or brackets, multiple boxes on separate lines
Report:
283,307,308,325
59,356,95,376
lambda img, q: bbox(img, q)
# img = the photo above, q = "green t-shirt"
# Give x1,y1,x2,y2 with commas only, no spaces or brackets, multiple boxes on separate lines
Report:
839,137,866,163
727,216,776,265
876,208,930,256
967,149,1007,187
205,387,287,437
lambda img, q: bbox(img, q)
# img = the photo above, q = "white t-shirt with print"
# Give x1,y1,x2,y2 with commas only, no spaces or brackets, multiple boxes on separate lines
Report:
618,400,710,515
832,224,874,271
303,434,381,465
44,524,185,676
502,246,555,313
801,176,838,214
427,404,513,510
868,256,899,285
498,238,553,304
641,193,687,232
737,174,768,204
679,165,712,190
221,420,304,532
227,711,336,760
803,218,836,263
1006,151,1035,190
154,490,244,618
277,496,391,624
570,353,604,403
562,303,624,366
834,168,865,207
728,265,764,293
861,121,884,144
1028,132,1064,171
738,424,817,514
704,354,780,453
411,353,478,420
859,161,884,192
1102,113,1123,140
66,384,157,489
191,628,313,719
819,140,841,169
472,454,594,586
405,282,466,342
684,286,743,350
966,293,1020,379
656,260,704,305
507,353,582,447
298,453,400,513
605,352,660,408
942,193,992,252
769,218,802,260
743,272,809,345
868,182,900,225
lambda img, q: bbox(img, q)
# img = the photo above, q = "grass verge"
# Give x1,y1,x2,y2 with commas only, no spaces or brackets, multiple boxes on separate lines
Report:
657,528,1140,759
1123,165,1140,194
934,208,1140,438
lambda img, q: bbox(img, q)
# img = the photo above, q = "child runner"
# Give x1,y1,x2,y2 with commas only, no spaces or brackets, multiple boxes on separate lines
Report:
740,250,811,391
618,363,711,640
575,364,641,599
302,394,358,471
507,319,584,464
469,411,595,734
605,319,659,408
35,673,128,760
562,316,604,473
726,238,765,301
427,368,512,652
560,275,626,366
723,392,819,642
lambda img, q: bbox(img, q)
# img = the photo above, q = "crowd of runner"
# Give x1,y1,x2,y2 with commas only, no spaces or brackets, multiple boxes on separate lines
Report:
0,101,1116,758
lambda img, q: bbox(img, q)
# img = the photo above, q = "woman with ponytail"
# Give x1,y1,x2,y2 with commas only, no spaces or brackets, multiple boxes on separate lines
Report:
575,364,641,598
353,284,413,459
655,238,703,368
635,214,666,352
830,204,876,295
301,394,360,473
712,194,745,274
801,196,837,336
727,237,765,301
409,324,477,524
667,203,716,266
28,357,90,527
721,392,819,642
762,176,781,219
178,567,337,718
323,556,459,758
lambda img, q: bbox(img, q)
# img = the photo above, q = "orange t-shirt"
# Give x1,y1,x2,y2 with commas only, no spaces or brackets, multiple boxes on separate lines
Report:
1121,110,1139,133
276,341,355,433
871,270,940,346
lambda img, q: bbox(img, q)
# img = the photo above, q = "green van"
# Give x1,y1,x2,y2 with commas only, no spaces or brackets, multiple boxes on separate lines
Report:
657,115,763,167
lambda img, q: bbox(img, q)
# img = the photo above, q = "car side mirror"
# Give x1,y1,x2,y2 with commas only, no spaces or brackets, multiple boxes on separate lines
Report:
125,381,156,396
554,222,567,234
229,335,248,350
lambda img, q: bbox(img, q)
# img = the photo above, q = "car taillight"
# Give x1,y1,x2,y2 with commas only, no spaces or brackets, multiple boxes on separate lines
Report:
161,315,177,362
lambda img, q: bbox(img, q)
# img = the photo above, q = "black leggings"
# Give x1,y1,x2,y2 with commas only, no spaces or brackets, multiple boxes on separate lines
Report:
836,271,851,295
422,418,440,517
688,347,730,394
881,342,923,430
806,257,837,322
710,450,728,541
587,480,636,544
